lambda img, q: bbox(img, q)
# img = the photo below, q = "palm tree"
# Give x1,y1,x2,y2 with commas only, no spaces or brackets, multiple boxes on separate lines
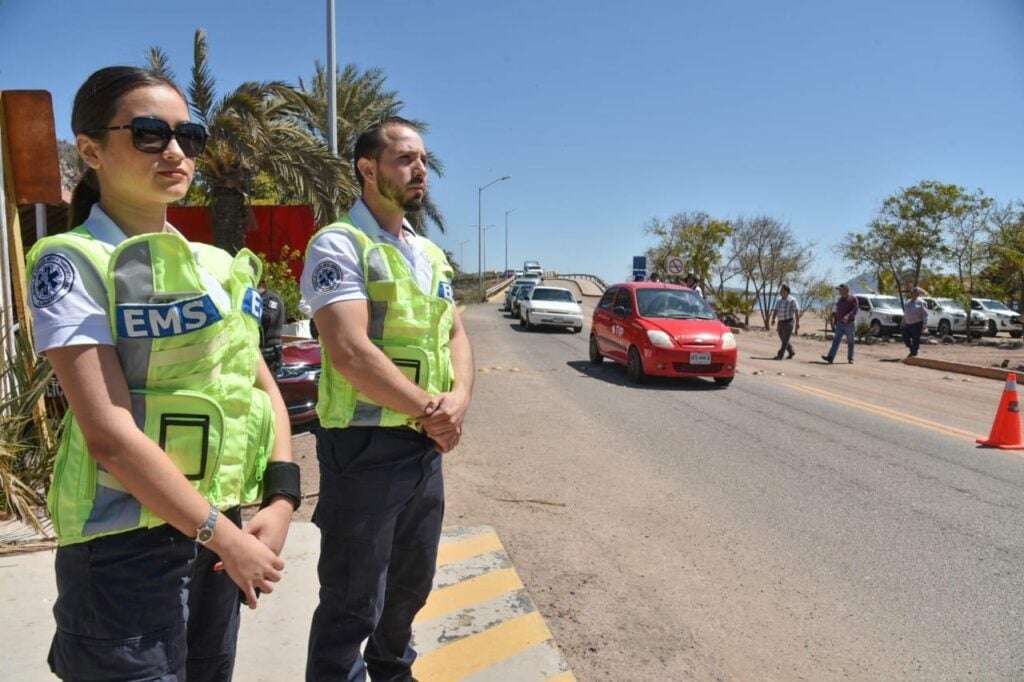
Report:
297,63,447,235
150,30,349,253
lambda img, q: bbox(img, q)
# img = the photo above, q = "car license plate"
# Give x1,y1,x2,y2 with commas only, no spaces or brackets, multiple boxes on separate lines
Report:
690,352,711,365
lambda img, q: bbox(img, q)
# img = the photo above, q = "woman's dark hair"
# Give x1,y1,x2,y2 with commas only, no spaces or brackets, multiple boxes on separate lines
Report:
352,116,417,189
69,66,186,227
780,284,791,293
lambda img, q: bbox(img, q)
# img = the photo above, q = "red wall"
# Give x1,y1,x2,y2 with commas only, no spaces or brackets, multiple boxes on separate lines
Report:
167,205,317,279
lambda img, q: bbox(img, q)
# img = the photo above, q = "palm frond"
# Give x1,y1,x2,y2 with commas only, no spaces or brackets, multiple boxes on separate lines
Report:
147,47,174,80
189,28,217,126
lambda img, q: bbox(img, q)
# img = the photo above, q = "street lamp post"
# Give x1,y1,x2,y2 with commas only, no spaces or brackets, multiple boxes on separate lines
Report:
482,225,495,276
504,208,516,276
478,175,510,300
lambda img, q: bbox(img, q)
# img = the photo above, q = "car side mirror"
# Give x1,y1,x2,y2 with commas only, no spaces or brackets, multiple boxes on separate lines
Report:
577,298,582,304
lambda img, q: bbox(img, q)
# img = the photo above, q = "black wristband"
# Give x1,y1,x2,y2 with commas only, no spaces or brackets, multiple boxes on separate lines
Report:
260,461,301,510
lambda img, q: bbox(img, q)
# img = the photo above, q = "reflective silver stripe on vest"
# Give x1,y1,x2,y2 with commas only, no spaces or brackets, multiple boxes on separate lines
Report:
80,391,150,535
351,400,383,426
366,248,390,281
369,301,388,340
113,240,156,388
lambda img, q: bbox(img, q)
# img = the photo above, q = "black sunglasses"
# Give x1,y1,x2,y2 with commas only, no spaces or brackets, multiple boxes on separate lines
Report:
85,117,208,158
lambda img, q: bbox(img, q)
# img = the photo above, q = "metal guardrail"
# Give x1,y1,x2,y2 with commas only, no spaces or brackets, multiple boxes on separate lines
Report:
555,273,608,293
484,276,516,298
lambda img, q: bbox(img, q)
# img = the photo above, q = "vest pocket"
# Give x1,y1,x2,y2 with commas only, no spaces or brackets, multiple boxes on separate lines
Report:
380,344,432,390
132,389,226,498
241,388,274,503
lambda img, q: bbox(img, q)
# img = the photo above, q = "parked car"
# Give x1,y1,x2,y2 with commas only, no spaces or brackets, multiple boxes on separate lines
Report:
519,286,584,333
855,294,904,336
589,283,737,386
510,283,536,317
970,298,1023,338
923,297,986,337
276,338,321,428
504,282,532,311
523,260,544,278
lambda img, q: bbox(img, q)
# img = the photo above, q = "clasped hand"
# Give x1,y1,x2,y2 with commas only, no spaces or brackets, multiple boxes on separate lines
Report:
418,388,470,453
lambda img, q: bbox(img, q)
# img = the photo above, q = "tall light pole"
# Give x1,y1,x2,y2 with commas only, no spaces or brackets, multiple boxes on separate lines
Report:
478,175,510,299
504,208,516,275
457,239,470,273
326,0,337,156
482,225,496,276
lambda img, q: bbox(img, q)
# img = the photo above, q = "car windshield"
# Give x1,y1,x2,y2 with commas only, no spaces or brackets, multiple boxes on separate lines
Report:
516,286,535,298
524,261,540,268
934,298,965,312
872,296,901,309
531,288,574,302
982,299,1012,312
636,289,715,319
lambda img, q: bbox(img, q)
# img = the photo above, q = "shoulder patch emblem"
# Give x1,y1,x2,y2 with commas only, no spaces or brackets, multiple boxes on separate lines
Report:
31,254,75,308
312,261,344,293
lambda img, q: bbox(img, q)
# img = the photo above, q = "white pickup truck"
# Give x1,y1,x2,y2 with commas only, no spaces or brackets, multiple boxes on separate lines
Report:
970,298,1023,338
923,297,986,337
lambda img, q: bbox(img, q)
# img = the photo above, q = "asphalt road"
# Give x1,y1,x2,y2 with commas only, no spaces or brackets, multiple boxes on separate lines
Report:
447,293,1024,680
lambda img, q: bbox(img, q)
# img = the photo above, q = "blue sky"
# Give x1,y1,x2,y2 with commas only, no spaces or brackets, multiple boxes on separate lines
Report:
3,0,1023,284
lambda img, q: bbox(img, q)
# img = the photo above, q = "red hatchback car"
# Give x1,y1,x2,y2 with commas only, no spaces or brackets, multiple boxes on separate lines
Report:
589,283,738,386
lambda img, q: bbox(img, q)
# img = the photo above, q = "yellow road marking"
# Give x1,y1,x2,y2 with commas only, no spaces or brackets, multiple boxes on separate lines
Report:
785,382,983,442
417,567,524,623
547,672,577,682
412,611,553,681
436,530,504,567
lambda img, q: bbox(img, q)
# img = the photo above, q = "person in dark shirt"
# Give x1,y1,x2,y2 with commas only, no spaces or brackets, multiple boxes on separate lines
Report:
822,283,858,364
259,286,285,376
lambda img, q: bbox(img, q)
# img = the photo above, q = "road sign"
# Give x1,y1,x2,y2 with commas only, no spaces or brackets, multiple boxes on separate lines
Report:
666,256,686,277
632,255,647,281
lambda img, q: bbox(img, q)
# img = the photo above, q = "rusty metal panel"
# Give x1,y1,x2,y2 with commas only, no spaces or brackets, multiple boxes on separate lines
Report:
1,90,62,206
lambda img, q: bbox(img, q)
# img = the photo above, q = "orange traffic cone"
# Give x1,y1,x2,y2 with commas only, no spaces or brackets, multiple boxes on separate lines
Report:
977,374,1024,450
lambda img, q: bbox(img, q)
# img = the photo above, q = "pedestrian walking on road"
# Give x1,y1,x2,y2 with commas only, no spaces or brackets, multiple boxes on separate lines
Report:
26,66,297,681
822,283,858,364
769,284,800,359
901,286,928,358
683,272,703,297
302,116,475,680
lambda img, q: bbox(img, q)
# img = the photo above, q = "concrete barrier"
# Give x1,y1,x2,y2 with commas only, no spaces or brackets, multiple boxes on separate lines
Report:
904,356,1018,382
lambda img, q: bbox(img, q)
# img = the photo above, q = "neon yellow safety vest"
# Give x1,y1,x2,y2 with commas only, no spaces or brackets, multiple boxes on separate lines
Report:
310,217,455,429
27,227,275,546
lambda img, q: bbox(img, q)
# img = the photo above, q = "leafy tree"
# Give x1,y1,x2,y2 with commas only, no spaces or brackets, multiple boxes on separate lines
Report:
838,181,977,303
946,189,993,293
732,215,813,329
150,30,348,253
979,201,1024,307
643,211,732,289
296,63,446,235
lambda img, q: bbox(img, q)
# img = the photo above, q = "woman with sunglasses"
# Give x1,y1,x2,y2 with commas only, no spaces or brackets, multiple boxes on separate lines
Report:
25,66,300,681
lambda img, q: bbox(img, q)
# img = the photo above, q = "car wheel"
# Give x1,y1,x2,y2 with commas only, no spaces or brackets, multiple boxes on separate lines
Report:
589,335,603,364
988,320,998,337
869,319,882,337
1012,331,1023,339
714,376,734,387
627,347,646,384
937,320,951,337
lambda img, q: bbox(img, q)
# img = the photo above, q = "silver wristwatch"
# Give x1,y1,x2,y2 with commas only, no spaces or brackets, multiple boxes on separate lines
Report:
195,506,219,545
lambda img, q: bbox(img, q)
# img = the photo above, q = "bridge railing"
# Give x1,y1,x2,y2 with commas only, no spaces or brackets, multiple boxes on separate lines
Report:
553,273,608,293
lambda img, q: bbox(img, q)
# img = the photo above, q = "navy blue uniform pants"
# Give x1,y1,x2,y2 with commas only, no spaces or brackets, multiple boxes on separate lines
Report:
306,426,444,682
48,509,243,682
902,321,924,356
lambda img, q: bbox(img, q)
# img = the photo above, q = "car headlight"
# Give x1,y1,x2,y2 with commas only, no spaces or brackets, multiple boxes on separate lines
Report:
721,332,737,350
646,330,674,348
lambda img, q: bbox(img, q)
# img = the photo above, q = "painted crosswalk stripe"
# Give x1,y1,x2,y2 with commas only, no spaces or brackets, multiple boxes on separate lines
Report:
412,526,575,681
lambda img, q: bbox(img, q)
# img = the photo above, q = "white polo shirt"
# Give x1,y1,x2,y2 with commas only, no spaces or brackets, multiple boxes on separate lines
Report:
28,204,231,353
300,199,440,314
